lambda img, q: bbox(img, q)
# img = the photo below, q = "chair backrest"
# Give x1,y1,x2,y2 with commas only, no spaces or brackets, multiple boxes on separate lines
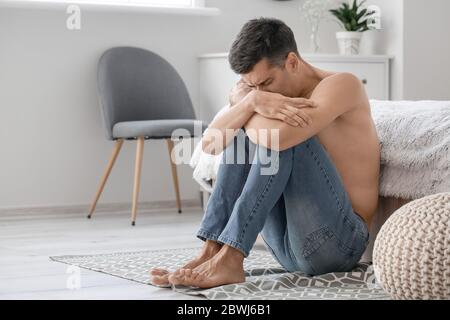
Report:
97,47,196,140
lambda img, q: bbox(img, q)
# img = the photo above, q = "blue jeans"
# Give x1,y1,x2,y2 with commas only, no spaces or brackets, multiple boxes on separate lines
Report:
197,128,370,276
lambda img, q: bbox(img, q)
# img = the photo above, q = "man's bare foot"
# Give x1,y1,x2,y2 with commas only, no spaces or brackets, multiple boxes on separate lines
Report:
168,244,245,289
150,240,222,286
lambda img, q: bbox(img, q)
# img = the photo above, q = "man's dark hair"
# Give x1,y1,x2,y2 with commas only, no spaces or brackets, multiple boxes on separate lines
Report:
229,17,299,74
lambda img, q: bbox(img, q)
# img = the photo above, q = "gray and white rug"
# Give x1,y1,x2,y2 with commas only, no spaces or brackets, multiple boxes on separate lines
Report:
50,247,391,300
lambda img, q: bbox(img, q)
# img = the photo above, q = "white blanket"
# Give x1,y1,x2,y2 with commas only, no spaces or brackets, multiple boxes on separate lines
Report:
370,100,450,198
189,100,450,199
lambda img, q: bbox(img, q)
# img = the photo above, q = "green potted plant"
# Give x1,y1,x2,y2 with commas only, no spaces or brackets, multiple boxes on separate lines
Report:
329,0,376,55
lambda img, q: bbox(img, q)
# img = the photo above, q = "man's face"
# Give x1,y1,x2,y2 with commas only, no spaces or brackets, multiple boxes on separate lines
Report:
241,56,297,97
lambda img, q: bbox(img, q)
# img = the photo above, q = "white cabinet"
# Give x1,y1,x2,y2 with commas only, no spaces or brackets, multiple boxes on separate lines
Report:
302,54,391,102
198,53,240,123
198,53,392,123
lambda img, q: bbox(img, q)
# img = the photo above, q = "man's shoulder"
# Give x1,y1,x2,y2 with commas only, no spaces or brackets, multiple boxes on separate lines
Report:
316,72,363,95
312,72,365,111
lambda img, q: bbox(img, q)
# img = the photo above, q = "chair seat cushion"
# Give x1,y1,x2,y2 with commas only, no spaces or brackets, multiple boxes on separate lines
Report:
112,119,208,139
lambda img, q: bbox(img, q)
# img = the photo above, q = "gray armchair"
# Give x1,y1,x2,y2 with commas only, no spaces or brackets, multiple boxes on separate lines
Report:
88,47,207,225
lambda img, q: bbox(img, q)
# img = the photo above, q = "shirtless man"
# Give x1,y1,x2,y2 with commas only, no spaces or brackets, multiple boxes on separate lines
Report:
150,17,380,289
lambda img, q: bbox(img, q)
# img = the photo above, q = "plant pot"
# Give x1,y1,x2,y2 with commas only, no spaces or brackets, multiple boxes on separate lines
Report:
336,31,363,55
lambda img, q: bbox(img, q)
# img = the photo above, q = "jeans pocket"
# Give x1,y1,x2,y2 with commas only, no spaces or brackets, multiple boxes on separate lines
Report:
302,226,355,275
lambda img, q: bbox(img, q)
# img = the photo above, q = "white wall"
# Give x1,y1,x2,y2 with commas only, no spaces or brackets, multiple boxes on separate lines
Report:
403,0,450,100
367,0,450,100
364,0,404,100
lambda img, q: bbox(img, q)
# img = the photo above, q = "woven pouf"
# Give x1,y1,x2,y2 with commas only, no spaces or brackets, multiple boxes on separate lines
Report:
373,192,450,300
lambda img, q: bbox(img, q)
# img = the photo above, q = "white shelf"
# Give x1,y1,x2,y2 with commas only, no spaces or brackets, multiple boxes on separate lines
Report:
302,54,394,63
199,52,394,62
0,0,221,16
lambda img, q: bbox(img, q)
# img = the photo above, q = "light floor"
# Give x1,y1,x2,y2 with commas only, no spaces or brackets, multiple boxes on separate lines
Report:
0,205,266,300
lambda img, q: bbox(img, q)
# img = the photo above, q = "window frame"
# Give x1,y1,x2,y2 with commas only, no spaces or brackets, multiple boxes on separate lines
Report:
0,0,220,16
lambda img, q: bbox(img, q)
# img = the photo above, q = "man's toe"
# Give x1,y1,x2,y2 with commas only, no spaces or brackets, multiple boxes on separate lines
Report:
180,270,199,287
151,274,169,286
168,270,185,285
150,268,169,276
192,271,206,285
183,269,193,278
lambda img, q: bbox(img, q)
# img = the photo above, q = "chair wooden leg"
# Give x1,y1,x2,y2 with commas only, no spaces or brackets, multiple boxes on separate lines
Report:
166,138,182,214
88,139,124,219
131,137,145,226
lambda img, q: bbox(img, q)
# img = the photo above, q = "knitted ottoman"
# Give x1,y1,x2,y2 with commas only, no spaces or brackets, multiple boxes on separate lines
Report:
373,192,450,299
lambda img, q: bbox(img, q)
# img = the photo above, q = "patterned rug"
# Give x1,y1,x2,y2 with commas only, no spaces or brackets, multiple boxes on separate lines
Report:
50,247,391,300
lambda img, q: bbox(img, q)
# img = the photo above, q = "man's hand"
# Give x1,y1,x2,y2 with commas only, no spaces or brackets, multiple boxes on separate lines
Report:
248,90,317,127
229,79,252,106
228,79,317,127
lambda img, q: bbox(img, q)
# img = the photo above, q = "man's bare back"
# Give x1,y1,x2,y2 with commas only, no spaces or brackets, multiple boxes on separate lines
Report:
305,71,381,229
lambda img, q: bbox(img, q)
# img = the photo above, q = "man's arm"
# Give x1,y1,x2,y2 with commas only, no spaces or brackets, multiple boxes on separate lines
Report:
244,73,366,151
201,80,315,155
201,94,255,155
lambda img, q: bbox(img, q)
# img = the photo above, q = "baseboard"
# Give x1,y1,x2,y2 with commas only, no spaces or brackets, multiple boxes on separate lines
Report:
0,198,202,216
